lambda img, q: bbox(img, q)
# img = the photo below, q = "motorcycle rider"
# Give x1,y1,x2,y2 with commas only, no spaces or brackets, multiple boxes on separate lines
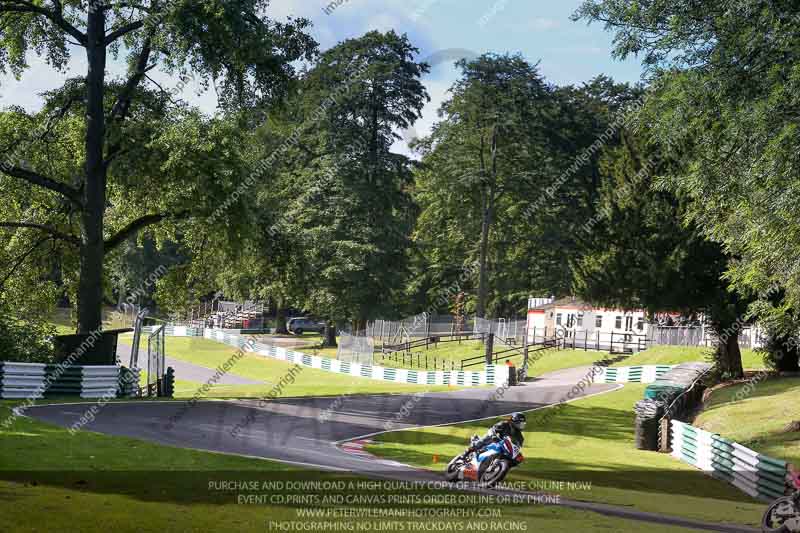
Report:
463,412,526,458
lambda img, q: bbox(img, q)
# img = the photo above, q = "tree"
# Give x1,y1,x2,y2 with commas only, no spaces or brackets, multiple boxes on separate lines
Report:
575,0,800,372
572,130,748,378
0,0,316,333
411,64,637,318
256,31,429,336
412,53,554,318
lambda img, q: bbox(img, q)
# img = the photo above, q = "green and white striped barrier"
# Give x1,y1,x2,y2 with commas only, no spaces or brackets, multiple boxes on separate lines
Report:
144,326,508,387
0,362,133,399
594,365,674,383
671,420,787,501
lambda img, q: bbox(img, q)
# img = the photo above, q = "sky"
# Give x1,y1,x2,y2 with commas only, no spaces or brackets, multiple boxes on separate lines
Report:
0,0,643,150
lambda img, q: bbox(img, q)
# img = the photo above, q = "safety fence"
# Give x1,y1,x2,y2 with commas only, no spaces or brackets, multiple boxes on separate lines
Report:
0,362,139,399
593,365,675,383
143,326,509,387
648,325,764,349
670,420,787,502
141,325,204,337
337,331,375,364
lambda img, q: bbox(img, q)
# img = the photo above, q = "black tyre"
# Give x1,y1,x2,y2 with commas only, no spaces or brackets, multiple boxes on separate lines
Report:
294,328,303,335
762,497,797,532
444,456,465,482
481,458,510,488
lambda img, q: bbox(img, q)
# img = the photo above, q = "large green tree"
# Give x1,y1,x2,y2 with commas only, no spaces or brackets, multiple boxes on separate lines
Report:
575,0,800,370
247,31,429,336
572,130,748,378
412,53,554,318
411,63,638,318
0,0,315,333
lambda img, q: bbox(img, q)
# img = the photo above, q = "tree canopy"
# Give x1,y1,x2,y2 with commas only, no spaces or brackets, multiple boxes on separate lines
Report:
0,0,316,332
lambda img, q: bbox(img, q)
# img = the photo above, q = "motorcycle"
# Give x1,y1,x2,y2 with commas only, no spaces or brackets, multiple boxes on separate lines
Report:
444,434,524,487
762,470,800,532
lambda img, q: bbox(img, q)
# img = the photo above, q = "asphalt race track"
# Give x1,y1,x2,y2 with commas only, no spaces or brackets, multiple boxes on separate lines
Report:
21,367,758,532
116,343,263,386
24,367,606,472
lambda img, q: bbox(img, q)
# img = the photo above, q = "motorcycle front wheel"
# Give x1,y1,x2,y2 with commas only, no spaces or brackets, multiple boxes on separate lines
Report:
762,496,798,533
481,458,510,488
444,456,465,482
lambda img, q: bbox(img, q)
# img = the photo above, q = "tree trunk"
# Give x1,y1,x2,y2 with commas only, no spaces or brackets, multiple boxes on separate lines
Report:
274,304,288,334
476,203,491,318
714,327,744,379
476,125,498,319
323,321,337,347
76,8,107,334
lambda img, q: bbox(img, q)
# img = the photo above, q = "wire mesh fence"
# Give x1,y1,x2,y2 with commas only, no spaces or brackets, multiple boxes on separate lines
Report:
647,325,764,349
336,331,375,365
366,314,475,345
474,317,527,345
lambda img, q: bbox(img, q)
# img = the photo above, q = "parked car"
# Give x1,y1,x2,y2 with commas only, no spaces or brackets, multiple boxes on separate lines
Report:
287,317,325,335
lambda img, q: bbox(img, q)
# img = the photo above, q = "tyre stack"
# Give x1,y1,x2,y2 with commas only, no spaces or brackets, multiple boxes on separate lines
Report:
634,398,665,450
644,362,712,418
635,362,713,450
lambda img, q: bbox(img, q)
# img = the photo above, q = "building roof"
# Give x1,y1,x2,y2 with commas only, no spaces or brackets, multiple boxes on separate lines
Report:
529,296,589,311
529,296,644,313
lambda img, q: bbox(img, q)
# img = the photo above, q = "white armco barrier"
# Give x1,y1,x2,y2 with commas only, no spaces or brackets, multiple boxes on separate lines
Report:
205,329,508,387
670,420,788,502
0,362,127,399
593,365,675,384
143,325,509,387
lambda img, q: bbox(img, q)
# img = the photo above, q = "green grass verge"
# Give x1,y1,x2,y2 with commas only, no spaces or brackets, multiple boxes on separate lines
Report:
367,384,765,526
0,400,698,533
609,345,765,370
312,339,767,378
157,337,465,397
694,376,800,465
317,339,612,377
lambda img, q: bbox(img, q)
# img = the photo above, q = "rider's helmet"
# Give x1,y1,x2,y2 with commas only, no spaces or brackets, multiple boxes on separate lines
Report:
510,412,526,430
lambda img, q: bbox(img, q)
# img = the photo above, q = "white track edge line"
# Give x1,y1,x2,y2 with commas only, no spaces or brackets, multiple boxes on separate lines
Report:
334,383,625,445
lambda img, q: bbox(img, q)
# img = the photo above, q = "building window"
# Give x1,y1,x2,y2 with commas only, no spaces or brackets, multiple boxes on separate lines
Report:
556,313,562,326
595,315,602,328
615,316,622,329
577,312,583,327
637,317,644,331
625,316,633,330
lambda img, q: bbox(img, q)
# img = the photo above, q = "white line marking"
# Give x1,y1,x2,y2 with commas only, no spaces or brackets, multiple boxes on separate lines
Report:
334,384,625,444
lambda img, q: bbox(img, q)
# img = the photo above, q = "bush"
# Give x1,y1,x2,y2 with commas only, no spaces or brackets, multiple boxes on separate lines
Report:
0,314,56,363
759,332,800,373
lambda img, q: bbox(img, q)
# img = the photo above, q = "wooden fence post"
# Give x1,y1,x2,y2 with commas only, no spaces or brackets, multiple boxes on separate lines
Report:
660,418,671,452
484,333,494,365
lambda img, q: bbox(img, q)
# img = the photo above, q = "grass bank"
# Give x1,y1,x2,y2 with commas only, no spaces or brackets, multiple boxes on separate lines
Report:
153,336,464,397
609,345,765,369
0,400,698,533
694,376,800,465
367,384,765,526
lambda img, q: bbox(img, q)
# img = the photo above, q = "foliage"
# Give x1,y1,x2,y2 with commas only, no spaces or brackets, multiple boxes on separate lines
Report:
411,53,555,318
575,0,800,374
248,30,429,327
571,128,748,378
0,0,317,332
411,62,639,318
0,299,56,363
750,291,800,371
